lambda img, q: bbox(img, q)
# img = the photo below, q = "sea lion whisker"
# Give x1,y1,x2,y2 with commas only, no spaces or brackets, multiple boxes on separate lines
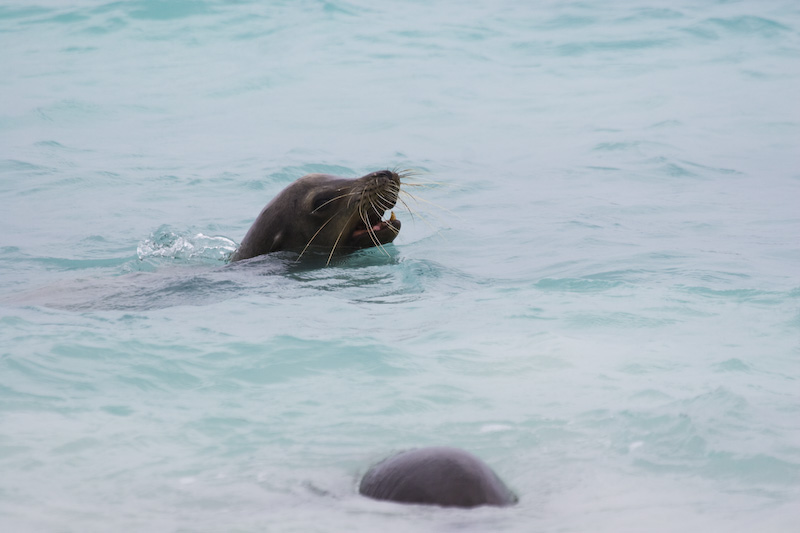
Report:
362,210,386,253
375,191,396,213
312,190,362,213
363,207,391,257
358,187,368,212
382,189,401,205
397,170,445,188
397,182,438,188
326,212,357,265
356,194,392,254
364,203,386,223
399,190,457,219
394,191,449,238
298,209,345,260
363,201,385,238
399,176,446,188
385,214,402,235
354,190,385,249
395,168,435,186
370,194,392,217
391,165,410,176
394,166,420,178
400,199,442,236
395,195,418,224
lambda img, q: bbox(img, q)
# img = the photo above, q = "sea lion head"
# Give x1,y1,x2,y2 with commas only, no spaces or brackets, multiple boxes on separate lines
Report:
231,169,403,262
359,447,518,508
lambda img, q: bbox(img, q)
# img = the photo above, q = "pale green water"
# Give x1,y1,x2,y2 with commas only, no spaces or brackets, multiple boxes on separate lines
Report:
1,1,799,532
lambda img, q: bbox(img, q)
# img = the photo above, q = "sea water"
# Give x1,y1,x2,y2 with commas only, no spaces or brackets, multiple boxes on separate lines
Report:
1,1,799,531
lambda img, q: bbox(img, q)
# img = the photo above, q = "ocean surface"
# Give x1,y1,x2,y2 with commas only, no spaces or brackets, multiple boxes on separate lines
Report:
1,1,799,531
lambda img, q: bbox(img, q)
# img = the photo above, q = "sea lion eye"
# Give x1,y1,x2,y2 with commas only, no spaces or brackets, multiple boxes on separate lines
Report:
311,194,335,213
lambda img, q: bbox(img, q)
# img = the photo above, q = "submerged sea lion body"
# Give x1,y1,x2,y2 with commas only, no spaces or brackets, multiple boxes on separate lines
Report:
230,170,402,262
359,447,517,508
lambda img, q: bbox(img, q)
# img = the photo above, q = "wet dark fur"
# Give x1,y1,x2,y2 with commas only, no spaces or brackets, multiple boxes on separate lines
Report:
359,447,517,508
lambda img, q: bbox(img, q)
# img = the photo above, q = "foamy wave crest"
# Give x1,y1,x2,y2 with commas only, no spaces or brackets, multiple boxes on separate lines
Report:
137,226,237,262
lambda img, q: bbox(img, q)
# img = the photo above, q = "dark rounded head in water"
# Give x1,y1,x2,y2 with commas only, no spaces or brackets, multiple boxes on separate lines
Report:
230,170,403,263
359,447,517,508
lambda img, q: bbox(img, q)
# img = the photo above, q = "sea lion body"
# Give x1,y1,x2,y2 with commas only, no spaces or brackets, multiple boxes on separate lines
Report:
359,447,517,508
230,170,402,262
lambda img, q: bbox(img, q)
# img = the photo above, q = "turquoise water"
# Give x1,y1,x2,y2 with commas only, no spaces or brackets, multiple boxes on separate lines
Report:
2,1,799,531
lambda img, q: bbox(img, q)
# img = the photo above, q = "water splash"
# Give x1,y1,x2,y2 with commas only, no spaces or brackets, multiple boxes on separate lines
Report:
137,226,237,262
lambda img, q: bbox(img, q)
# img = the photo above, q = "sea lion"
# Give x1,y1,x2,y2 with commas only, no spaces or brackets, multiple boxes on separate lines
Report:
230,170,403,262
359,447,517,508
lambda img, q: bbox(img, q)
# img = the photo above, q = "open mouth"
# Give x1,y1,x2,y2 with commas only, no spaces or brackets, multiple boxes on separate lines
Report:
350,210,401,244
